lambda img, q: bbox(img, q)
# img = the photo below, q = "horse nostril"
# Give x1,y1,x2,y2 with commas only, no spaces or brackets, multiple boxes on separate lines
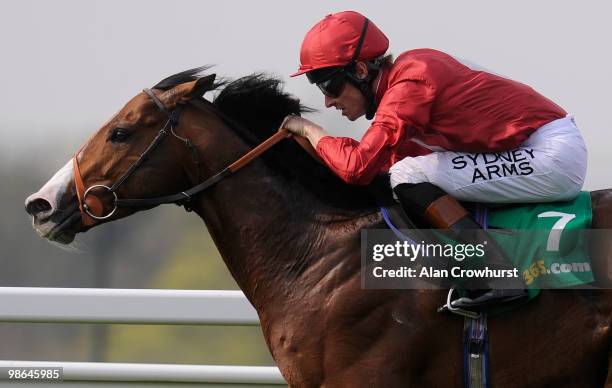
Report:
25,197,53,217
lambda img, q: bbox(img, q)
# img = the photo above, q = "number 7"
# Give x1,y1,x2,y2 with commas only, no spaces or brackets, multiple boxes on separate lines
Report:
537,211,576,251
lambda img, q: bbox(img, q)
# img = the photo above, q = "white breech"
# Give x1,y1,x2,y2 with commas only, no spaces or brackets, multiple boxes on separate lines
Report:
389,115,587,203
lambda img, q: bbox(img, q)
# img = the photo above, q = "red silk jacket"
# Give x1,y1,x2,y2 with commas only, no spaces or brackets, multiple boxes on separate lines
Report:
315,48,566,184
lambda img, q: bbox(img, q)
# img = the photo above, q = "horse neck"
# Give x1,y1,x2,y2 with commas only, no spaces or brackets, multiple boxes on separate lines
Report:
178,106,378,310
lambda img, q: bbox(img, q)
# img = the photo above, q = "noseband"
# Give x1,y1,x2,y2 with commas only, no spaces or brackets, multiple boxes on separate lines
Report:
73,88,291,226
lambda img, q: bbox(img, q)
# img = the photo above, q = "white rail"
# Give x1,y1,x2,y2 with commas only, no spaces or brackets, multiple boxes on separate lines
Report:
0,360,285,384
0,287,286,385
0,287,259,325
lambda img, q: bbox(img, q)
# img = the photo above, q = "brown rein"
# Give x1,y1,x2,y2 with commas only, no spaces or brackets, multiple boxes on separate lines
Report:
72,90,299,226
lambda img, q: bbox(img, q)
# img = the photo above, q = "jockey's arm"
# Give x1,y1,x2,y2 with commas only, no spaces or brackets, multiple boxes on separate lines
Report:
283,115,401,185
282,116,329,148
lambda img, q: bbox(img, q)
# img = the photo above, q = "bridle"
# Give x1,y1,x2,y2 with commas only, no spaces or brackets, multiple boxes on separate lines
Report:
73,88,292,226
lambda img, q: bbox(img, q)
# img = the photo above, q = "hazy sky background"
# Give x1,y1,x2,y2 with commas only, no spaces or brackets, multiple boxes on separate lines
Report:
1,0,610,189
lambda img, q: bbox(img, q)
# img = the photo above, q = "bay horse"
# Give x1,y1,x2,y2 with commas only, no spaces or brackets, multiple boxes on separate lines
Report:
25,68,612,387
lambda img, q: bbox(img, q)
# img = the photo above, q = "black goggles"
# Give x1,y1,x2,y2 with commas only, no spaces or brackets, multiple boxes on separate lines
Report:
306,67,348,98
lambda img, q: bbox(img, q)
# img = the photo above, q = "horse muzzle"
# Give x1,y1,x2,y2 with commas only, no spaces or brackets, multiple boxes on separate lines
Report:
25,160,83,243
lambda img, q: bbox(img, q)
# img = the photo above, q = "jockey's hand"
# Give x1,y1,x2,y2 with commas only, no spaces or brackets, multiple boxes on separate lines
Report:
281,115,329,148
281,115,311,137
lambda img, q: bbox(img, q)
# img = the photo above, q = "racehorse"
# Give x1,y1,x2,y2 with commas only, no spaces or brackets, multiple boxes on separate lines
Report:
25,68,612,387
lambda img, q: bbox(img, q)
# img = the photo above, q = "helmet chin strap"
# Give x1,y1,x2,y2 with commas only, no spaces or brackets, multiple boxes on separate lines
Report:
344,17,382,120
345,61,381,120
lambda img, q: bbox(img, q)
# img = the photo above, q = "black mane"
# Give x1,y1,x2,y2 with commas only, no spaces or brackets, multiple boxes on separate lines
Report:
155,68,380,213
214,73,379,213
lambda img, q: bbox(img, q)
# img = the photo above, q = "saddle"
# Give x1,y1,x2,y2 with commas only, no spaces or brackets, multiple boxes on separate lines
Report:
367,174,595,306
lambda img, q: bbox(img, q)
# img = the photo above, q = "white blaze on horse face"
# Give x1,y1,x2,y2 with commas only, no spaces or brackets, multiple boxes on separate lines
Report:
25,159,74,213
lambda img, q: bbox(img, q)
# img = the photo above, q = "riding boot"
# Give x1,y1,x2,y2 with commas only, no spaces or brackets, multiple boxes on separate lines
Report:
393,183,528,312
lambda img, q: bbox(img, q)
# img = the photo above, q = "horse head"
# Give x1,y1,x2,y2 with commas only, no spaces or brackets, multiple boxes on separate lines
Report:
25,68,218,244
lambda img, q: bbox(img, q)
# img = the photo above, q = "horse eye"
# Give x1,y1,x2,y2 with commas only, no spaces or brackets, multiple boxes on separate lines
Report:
110,128,131,143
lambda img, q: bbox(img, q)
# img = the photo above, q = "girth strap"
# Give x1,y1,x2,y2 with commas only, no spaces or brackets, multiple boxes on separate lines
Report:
464,314,489,388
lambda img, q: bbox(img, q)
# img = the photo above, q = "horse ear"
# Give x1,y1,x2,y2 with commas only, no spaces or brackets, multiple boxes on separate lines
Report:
160,74,217,108
185,74,216,100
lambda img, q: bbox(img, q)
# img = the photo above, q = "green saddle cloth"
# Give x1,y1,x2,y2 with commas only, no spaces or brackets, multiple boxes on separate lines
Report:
486,191,594,302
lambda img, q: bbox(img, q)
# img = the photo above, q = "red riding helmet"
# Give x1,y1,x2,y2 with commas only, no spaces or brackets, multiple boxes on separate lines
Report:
291,11,389,77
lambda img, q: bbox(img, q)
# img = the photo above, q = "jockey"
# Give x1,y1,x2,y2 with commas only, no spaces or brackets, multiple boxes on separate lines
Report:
283,10,588,311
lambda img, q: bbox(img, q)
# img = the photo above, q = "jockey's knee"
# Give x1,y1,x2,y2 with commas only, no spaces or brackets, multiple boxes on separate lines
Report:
389,158,429,189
